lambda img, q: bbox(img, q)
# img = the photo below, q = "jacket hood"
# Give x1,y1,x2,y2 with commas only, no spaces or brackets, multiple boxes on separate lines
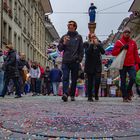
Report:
67,31,78,37
121,35,130,43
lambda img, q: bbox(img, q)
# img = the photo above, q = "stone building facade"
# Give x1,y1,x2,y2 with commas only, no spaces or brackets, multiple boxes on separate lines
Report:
1,0,58,66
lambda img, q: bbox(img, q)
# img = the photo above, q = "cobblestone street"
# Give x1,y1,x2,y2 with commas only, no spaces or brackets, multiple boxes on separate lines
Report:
0,95,140,139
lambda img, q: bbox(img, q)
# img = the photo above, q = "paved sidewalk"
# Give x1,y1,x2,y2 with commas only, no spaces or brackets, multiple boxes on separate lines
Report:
0,95,140,140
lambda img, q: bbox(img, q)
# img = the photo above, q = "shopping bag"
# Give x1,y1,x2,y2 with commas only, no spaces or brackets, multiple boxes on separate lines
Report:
21,69,29,82
136,70,140,85
110,49,127,70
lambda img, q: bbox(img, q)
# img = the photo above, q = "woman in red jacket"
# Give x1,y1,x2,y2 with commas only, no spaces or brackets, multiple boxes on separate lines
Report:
112,27,140,102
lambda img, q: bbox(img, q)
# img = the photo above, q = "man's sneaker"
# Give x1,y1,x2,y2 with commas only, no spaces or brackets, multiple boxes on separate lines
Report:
62,94,68,102
123,98,129,102
0,95,4,98
127,96,132,101
32,93,37,96
88,97,94,102
128,90,133,101
71,96,75,101
95,96,99,101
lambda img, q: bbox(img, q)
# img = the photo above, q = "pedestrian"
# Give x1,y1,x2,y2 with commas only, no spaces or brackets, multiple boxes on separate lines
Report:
38,63,45,95
84,33,105,101
57,20,84,102
112,27,140,102
29,62,41,96
50,64,62,96
132,55,140,99
100,73,107,97
0,44,21,98
44,66,51,95
135,61,140,98
18,53,30,95
0,49,4,95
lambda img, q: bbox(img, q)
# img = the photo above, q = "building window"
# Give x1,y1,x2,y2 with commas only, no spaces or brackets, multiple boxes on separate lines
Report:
3,21,7,44
23,39,26,53
3,21,7,38
28,18,30,34
27,44,30,59
9,0,12,9
18,6,21,24
8,0,13,18
30,47,33,60
28,0,30,13
3,0,9,12
31,3,33,16
24,0,26,7
24,12,26,30
14,1,17,17
14,32,17,49
8,26,12,44
18,37,20,52
31,22,33,40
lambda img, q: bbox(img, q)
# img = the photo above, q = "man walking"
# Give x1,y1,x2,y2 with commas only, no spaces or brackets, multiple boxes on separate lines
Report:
57,20,84,102
112,27,140,102
84,33,105,101
0,44,21,98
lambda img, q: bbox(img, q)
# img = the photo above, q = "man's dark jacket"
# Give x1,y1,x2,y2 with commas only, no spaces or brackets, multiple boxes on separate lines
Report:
84,42,105,74
18,59,30,75
57,31,84,63
3,49,19,78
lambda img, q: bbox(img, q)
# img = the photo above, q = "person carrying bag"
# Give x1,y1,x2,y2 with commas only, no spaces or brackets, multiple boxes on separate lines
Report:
112,27,140,102
110,40,127,70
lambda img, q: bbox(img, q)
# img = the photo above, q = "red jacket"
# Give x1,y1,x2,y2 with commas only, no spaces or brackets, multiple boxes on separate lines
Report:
39,65,45,78
112,35,140,66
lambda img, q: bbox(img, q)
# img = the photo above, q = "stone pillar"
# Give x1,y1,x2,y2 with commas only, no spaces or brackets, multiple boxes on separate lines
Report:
88,22,96,34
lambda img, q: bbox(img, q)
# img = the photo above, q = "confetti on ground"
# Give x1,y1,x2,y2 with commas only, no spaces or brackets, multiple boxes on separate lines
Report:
0,95,140,139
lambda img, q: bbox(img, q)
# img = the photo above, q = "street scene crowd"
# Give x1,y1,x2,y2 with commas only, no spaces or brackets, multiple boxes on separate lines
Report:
0,46,63,98
0,20,140,103
0,0,140,139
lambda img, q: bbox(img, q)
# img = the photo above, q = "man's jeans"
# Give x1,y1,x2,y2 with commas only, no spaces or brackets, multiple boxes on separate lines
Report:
62,62,79,97
36,78,41,94
19,75,24,94
1,77,21,97
52,82,60,95
119,66,136,98
31,78,41,94
0,71,4,95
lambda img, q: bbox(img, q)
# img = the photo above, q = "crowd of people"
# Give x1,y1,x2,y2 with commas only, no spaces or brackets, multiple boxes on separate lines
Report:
58,20,140,102
0,20,140,103
0,45,62,98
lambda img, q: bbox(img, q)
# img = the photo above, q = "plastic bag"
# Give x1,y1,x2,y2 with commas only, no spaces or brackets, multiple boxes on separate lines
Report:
110,49,127,70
